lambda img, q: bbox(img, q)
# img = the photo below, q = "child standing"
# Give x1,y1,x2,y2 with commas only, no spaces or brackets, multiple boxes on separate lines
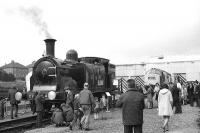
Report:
99,97,105,119
94,97,100,120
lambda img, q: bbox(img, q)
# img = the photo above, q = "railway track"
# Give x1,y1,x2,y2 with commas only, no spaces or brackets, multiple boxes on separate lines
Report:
0,113,52,133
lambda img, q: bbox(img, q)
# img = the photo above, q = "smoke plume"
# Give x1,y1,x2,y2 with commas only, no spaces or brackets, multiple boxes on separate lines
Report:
19,6,52,38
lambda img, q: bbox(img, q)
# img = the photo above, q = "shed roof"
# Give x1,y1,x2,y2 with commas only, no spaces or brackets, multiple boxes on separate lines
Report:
0,60,27,69
117,54,200,65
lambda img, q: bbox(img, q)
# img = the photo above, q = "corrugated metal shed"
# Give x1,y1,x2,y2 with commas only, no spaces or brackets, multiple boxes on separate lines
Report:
116,55,200,82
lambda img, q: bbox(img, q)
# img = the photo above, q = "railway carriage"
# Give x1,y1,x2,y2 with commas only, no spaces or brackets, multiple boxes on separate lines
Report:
145,68,171,85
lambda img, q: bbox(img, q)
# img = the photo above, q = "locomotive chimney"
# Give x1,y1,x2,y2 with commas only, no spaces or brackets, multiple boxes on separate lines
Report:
44,39,56,57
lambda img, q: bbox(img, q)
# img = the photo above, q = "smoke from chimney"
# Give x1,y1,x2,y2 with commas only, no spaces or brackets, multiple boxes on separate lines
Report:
19,6,52,38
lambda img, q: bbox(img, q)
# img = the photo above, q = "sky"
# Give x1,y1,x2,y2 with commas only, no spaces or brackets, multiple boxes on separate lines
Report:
0,0,200,66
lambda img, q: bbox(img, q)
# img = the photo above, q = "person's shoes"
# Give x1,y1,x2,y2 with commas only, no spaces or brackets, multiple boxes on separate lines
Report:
56,124,59,127
165,127,169,132
162,127,166,133
65,122,70,127
69,125,72,130
84,128,90,131
11,117,14,119
79,123,82,130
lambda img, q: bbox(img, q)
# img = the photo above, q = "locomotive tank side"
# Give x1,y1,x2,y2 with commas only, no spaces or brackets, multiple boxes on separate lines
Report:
78,57,116,98
108,63,116,91
83,62,106,94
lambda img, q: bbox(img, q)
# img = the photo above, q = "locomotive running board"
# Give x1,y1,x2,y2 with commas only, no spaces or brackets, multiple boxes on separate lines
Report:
33,85,56,91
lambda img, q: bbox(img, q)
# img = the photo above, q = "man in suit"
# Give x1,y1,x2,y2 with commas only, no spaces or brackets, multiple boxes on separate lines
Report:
116,79,145,133
8,87,18,119
35,91,45,128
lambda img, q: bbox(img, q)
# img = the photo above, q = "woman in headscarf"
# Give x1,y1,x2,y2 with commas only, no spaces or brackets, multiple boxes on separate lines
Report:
158,83,173,132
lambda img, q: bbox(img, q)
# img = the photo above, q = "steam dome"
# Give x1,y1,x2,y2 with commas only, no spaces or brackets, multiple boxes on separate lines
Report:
66,49,78,61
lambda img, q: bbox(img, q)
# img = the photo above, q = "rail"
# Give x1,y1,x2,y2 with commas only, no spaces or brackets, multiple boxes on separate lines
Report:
0,113,52,133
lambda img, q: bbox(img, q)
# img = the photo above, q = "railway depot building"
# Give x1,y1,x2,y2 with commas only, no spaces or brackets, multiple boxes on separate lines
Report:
0,60,28,80
116,55,200,86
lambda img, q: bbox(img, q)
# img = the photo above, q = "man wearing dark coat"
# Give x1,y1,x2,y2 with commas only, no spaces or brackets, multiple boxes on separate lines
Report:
116,79,145,133
8,87,18,119
187,82,194,106
35,91,45,128
194,81,200,107
171,83,182,114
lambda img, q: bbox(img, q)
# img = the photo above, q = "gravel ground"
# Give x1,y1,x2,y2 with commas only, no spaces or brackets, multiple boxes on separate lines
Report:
24,105,199,133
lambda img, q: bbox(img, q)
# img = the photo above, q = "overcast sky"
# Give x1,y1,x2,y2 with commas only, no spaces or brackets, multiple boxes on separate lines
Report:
0,0,200,66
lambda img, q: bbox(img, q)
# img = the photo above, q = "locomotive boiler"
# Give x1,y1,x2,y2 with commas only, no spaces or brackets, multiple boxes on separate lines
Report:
28,39,115,111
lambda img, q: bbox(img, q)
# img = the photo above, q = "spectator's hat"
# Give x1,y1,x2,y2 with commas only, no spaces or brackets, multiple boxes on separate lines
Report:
60,103,66,107
95,98,98,102
84,82,89,86
75,94,79,98
64,86,69,90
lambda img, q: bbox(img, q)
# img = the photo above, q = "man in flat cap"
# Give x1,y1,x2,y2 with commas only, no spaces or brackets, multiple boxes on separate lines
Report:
79,82,95,131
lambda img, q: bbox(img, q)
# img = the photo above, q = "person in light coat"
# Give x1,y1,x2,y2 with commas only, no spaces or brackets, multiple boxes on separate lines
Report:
158,83,173,132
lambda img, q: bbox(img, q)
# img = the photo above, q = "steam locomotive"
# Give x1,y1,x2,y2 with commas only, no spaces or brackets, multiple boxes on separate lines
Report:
28,39,115,111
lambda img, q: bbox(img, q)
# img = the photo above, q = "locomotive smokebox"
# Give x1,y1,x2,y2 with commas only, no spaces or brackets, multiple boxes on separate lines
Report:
44,39,56,57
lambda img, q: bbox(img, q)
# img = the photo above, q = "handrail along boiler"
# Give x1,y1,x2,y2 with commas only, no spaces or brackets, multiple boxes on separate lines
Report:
28,39,116,111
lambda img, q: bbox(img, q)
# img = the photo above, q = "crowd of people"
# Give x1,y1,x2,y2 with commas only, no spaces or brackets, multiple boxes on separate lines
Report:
140,79,200,111
34,82,108,131
1,78,200,133
0,82,108,131
116,78,200,133
0,87,22,120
